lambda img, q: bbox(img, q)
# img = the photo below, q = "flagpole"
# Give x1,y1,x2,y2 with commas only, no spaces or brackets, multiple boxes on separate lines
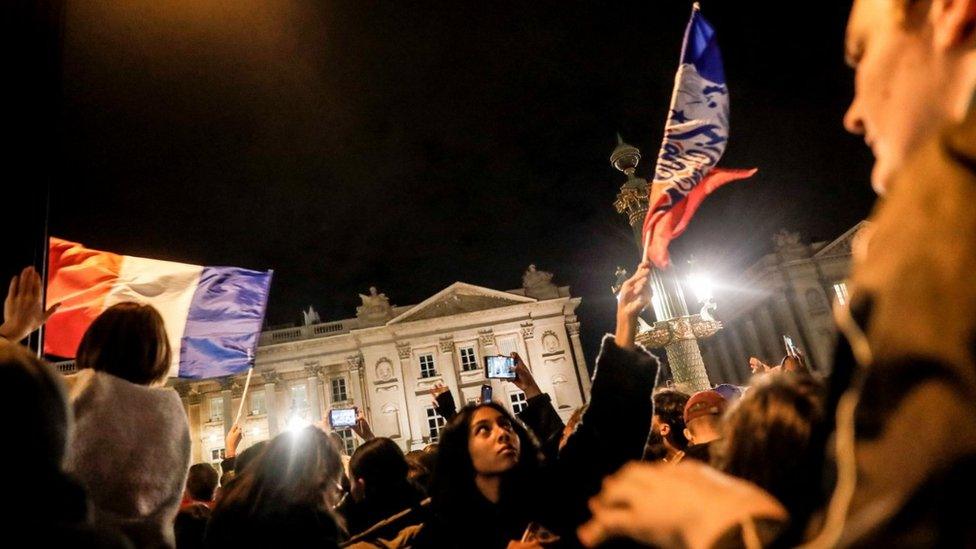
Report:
233,367,254,427
36,174,52,359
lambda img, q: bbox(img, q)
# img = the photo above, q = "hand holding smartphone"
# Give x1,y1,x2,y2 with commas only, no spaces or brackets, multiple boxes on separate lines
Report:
484,355,517,379
329,407,358,429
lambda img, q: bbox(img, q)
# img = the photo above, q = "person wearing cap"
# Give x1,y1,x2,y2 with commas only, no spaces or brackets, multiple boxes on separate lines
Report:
682,390,727,463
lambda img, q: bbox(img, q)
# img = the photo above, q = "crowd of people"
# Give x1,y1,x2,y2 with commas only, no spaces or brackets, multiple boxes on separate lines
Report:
4,0,976,546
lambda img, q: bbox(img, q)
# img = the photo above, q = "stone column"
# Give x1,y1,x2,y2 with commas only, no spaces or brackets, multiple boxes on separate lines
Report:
260,370,281,437
697,340,720,385
438,336,463,397
520,320,551,397
478,328,498,356
220,381,234,437
714,334,739,384
755,303,783,360
347,354,368,413
742,317,765,360
174,382,200,463
773,264,820,371
770,293,806,361
726,323,751,380
564,318,591,401
396,342,421,449
305,366,324,423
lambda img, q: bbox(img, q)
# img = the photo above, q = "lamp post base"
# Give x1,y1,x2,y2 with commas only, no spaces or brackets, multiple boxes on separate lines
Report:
634,314,722,394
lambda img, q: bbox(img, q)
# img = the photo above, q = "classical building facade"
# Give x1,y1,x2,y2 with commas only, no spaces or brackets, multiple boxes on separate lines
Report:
697,223,865,385
169,266,590,465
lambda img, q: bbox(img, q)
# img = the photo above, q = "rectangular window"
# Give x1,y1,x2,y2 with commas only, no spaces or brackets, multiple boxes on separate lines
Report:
459,347,478,371
210,397,224,422
510,391,528,414
331,377,348,403
211,448,225,461
337,428,356,455
426,406,446,442
249,392,266,416
833,282,849,307
419,354,437,378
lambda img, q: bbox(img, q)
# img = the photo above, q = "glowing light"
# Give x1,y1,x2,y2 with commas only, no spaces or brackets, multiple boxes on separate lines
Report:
687,273,714,302
286,415,310,433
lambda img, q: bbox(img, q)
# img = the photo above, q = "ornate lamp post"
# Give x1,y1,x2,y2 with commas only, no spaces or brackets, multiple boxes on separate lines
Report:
611,137,721,394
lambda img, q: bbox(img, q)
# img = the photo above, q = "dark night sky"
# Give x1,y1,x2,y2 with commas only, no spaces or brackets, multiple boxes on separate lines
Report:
4,1,873,366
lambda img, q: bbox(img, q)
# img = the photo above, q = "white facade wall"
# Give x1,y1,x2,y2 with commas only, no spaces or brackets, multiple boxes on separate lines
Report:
701,223,864,385
174,282,589,463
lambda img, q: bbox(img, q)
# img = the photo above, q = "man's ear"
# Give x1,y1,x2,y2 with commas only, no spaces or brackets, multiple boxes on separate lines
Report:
660,423,670,438
684,428,694,444
932,0,976,49
352,477,366,498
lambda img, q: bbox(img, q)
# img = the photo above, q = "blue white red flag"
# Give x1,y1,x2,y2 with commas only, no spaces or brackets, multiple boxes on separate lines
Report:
45,238,273,379
642,3,756,268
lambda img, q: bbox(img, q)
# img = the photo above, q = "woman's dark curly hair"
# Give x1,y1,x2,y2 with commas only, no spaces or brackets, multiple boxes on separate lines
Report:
429,402,543,515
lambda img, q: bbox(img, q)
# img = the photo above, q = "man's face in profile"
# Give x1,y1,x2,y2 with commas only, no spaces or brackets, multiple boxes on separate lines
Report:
844,0,950,195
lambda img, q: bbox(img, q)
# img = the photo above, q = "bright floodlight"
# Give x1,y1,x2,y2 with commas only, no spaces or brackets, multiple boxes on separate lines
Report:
687,273,714,302
286,415,310,433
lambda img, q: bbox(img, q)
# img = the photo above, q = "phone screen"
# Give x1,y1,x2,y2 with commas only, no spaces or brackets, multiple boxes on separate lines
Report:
480,384,493,403
484,355,517,379
330,408,357,428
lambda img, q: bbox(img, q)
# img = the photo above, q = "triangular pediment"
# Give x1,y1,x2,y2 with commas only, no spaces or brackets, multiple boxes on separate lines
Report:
814,221,869,258
387,282,536,324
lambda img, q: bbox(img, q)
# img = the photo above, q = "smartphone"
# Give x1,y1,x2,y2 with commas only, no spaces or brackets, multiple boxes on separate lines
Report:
480,383,493,404
484,355,517,379
783,335,798,357
329,407,357,429
521,521,560,544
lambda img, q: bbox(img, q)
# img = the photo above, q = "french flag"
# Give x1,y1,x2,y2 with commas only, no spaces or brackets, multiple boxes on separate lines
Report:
45,238,273,379
642,3,756,268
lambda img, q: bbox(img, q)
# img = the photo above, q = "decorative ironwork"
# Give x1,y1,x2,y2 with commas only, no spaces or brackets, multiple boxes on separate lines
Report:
634,314,723,349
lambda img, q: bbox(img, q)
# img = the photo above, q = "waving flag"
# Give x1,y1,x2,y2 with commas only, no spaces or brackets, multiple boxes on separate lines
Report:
642,3,756,268
45,237,273,379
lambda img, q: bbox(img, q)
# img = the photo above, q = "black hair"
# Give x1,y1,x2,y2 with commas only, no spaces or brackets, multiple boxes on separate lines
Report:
429,402,542,515
653,389,691,450
350,437,411,501
404,449,436,495
186,463,219,502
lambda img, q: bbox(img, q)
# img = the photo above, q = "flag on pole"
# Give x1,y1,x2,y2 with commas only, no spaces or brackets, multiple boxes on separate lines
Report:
45,237,273,379
642,3,756,268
